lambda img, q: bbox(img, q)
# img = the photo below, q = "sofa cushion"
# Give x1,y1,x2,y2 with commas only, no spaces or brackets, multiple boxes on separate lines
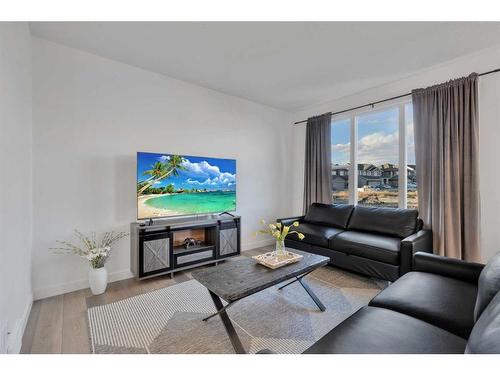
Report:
326,248,400,281
288,223,344,247
304,203,354,229
474,252,500,321
347,206,418,238
331,231,401,265
369,272,477,338
303,306,466,354
466,291,500,353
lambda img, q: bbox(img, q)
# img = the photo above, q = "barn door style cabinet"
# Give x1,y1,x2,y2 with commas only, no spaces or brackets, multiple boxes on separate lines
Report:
130,215,241,279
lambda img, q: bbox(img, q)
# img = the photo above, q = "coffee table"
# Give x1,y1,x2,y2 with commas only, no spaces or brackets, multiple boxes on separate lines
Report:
191,249,329,353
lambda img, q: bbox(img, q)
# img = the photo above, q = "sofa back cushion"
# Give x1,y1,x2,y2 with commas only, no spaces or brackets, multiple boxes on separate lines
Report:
347,206,418,238
304,203,354,229
466,291,500,353
474,252,500,321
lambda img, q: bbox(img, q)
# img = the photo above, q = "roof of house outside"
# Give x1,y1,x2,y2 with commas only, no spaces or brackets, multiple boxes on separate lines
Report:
357,163,379,171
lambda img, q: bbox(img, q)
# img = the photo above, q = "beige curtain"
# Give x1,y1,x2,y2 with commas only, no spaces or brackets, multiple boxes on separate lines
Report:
412,73,481,261
303,112,332,213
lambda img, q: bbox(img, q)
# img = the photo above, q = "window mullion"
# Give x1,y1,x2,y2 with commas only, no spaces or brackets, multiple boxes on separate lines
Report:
350,114,358,205
398,103,407,208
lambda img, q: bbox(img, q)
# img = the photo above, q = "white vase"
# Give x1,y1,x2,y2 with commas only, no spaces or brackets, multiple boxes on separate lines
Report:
88,267,108,295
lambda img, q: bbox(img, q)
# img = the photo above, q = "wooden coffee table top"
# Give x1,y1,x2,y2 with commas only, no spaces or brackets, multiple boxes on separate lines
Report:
191,249,329,302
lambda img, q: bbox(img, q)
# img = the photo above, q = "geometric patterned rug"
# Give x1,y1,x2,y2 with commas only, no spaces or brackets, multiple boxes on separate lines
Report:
87,265,385,354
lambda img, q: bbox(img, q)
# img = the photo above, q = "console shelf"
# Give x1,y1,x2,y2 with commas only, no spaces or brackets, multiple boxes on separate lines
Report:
130,215,240,279
173,244,215,255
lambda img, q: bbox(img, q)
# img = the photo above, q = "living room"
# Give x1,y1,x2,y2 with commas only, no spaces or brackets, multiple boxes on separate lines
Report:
1,1,500,372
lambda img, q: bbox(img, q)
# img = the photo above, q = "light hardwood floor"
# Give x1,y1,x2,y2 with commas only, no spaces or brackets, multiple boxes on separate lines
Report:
21,248,266,354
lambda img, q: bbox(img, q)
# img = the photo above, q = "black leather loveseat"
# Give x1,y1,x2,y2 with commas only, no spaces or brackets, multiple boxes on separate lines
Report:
303,252,500,354
279,203,432,281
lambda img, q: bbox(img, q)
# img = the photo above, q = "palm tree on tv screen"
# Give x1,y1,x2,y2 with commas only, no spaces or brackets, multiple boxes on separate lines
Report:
137,155,187,196
165,155,187,179
143,161,168,182
166,183,175,194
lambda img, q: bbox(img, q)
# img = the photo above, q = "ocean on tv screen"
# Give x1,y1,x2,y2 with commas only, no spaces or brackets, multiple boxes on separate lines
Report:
137,152,236,219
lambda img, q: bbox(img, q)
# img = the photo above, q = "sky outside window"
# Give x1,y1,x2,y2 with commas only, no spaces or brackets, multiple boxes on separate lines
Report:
331,109,400,165
331,118,350,165
356,108,399,165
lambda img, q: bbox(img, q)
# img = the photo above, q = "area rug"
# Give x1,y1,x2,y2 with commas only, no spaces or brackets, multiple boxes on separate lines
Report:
87,266,384,354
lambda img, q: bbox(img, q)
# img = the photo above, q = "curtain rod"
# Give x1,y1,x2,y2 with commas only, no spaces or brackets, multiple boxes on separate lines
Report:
293,68,500,125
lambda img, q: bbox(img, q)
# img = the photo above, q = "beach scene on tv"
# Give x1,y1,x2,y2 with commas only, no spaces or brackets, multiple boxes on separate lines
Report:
137,152,237,219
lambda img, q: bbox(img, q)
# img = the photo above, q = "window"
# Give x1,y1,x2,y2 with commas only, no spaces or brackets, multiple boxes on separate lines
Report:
357,107,399,207
331,118,351,204
405,103,418,209
330,101,417,209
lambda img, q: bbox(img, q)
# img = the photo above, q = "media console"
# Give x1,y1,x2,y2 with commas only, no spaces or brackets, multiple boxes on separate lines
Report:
130,214,241,279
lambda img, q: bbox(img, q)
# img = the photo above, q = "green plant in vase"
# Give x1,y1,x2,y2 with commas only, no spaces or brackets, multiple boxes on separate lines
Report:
257,219,305,258
51,230,128,295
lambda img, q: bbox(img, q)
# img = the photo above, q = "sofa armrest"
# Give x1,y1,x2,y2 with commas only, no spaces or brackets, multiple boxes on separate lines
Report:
413,252,484,284
399,230,433,275
277,215,305,226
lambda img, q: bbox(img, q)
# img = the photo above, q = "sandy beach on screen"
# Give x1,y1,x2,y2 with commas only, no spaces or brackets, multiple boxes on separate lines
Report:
138,194,179,219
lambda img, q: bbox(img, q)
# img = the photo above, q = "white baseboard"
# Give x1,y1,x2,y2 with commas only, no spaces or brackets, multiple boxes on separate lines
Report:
5,239,271,353
33,240,272,300
33,270,134,301
7,293,33,354
241,238,274,251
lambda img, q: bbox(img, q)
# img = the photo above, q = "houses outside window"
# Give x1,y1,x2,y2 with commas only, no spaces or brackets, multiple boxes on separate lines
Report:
357,107,399,207
330,101,418,209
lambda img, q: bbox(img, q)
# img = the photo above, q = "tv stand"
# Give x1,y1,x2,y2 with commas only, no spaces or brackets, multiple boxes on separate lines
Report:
130,214,241,280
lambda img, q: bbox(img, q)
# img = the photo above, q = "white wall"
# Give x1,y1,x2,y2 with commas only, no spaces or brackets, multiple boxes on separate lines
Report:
31,37,292,300
289,45,500,262
0,23,33,353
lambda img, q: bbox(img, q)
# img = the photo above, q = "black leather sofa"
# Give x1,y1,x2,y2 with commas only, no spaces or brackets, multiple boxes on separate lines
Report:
279,203,432,281
303,251,500,354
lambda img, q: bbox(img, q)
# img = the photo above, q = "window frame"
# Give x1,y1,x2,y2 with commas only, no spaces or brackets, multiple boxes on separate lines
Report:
331,99,413,208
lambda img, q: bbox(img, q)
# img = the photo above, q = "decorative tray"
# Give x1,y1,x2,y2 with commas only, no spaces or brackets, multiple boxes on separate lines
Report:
252,251,303,269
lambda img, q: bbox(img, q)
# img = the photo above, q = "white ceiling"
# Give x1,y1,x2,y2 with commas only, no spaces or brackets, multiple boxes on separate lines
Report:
30,22,500,111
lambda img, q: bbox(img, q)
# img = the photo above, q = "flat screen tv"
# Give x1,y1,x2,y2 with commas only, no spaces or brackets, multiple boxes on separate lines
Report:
137,152,236,219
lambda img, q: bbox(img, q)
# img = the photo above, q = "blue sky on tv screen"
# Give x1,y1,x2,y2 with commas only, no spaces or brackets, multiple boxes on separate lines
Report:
137,152,236,191
331,104,415,166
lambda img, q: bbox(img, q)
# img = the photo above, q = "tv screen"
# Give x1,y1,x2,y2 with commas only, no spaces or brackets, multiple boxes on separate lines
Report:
137,152,236,219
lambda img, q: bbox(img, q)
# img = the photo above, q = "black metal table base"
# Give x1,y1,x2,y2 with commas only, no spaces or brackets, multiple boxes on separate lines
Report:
202,272,326,354
207,290,245,354
278,271,326,311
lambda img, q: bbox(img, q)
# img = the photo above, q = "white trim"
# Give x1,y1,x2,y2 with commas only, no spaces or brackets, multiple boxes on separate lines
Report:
350,114,358,204
33,238,274,300
398,103,407,208
33,270,134,300
241,238,274,251
7,293,33,354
